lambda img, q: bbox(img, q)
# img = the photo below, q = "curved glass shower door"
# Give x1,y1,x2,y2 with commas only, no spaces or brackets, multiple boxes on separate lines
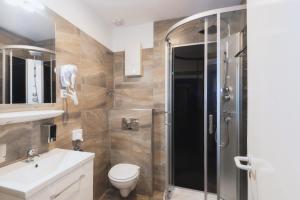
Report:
167,14,218,199
165,5,247,200
219,9,247,200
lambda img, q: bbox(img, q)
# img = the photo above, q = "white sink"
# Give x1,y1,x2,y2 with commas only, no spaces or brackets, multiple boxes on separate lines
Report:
0,149,95,200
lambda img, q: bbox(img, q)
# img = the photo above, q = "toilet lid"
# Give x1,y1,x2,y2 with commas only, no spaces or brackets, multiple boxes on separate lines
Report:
109,163,139,180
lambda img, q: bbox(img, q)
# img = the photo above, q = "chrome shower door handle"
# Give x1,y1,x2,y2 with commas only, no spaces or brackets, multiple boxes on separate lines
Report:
209,114,214,134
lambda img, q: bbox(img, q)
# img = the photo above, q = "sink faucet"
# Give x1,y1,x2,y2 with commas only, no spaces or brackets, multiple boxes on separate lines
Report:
26,148,40,162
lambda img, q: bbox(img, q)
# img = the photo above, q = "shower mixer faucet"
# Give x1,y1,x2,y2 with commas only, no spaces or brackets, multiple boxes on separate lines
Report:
223,94,231,102
222,87,232,102
223,87,230,93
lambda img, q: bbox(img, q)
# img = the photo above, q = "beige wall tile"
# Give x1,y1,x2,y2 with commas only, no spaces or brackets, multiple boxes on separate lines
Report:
109,109,153,196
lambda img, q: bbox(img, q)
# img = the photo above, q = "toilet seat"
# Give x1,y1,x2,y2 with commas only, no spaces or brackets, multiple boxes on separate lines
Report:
108,163,140,182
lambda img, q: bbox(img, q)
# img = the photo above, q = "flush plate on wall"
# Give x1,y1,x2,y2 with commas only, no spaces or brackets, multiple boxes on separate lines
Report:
122,118,139,131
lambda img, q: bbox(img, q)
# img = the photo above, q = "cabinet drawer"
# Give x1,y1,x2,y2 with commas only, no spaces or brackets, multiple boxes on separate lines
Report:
24,161,93,200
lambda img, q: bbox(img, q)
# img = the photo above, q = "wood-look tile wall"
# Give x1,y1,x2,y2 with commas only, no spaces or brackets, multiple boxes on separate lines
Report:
109,109,153,195
49,13,114,200
114,49,154,109
111,49,154,195
111,20,186,194
153,19,180,191
0,9,113,200
0,119,52,166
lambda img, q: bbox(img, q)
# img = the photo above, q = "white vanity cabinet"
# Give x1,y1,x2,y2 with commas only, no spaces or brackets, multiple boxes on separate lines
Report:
31,161,93,200
0,149,94,200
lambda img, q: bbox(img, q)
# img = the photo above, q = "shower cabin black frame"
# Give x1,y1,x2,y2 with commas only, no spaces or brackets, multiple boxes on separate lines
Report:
164,5,247,200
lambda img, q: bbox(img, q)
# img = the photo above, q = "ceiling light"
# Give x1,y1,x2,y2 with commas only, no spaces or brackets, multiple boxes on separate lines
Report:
5,0,45,12
112,18,124,26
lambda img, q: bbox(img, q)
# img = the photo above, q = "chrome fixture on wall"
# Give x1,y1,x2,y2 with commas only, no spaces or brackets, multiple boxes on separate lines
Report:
220,111,233,148
222,51,232,102
106,89,115,97
26,147,40,163
122,118,139,131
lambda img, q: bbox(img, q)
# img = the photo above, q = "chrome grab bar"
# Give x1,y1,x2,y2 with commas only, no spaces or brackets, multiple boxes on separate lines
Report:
50,174,85,200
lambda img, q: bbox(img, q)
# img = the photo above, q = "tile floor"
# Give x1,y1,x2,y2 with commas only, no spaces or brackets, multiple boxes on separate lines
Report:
99,187,217,200
169,187,217,200
99,188,164,200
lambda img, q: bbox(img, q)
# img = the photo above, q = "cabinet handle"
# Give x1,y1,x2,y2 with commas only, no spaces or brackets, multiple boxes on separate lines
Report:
50,174,85,200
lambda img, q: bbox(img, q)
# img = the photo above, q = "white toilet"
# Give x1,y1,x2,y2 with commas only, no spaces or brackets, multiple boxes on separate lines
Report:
108,163,140,197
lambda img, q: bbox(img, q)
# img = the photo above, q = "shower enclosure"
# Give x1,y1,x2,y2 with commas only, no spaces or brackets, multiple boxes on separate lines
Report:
165,5,247,200
0,45,56,104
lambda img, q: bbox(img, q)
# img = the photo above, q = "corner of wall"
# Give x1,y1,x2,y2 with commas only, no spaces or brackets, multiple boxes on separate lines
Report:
41,0,114,50
112,22,154,52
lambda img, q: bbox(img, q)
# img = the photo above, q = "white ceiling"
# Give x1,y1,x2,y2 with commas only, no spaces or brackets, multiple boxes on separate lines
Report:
82,0,241,26
0,0,54,42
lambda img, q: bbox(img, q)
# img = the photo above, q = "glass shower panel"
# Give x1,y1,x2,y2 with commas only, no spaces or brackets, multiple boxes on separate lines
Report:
219,10,247,200
172,43,205,191
205,14,218,195
168,18,205,46
169,15,220,197
1,49,11,104
169,17,207,192
165,6,247,200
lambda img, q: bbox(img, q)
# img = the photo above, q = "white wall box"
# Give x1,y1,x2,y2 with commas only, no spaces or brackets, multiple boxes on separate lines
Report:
125,42,143,77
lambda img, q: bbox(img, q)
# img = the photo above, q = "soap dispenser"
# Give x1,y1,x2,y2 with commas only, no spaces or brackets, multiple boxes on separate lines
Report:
72,129,83,151
41,123,57,143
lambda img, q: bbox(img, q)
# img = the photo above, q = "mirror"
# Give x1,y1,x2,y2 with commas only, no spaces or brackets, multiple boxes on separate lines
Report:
0,0,56,104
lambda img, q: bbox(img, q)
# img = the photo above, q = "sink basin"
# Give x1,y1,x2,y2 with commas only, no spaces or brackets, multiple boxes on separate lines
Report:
0,148,94,199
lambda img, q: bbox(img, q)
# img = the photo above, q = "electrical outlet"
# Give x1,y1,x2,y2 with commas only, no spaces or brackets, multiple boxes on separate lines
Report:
0,144,6,163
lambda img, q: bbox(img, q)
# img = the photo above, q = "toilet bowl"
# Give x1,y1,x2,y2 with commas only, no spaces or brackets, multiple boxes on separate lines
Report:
108,163,140,197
